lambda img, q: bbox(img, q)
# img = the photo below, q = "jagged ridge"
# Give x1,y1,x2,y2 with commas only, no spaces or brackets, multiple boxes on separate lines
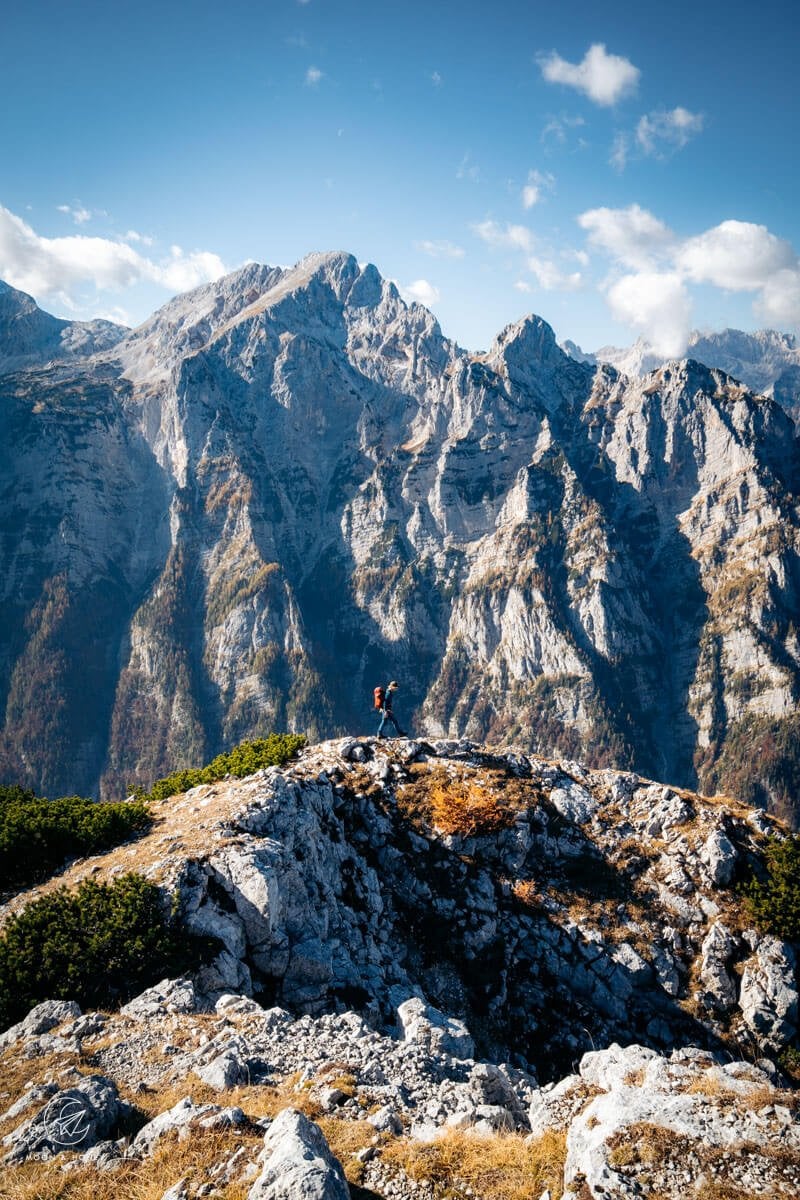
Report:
0,257,798,824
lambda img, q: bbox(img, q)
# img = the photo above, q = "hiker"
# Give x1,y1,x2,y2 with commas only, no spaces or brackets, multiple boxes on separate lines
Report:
374,680,406,738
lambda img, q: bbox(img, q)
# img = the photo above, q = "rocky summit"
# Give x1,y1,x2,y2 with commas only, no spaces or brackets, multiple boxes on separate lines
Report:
1,737,799,1198
0,254,798,824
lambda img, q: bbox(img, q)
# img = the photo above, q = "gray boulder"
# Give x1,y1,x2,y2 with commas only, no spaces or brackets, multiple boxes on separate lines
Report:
132,1097,245,1157
700,827,738,886
560,1045,800,1200
2,1074,119,1163
159,1181,189,1200
248,1107,349,1200
700,921,737,1009
397,997,475,1059
81,1138,125,1171
549,779,597,824
739,936,798,1050
0,999,81,1048
120,978,197,1018
196,1049,249,1091
366,1104,403,1135
1,1082,58,1122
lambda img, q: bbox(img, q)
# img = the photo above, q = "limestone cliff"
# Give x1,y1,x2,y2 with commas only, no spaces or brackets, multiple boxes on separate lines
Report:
0,256,797,821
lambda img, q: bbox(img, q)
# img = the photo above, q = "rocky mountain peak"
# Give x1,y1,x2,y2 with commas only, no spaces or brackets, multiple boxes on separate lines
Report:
0,278,127,375
491,312,559,363
486,313,589,415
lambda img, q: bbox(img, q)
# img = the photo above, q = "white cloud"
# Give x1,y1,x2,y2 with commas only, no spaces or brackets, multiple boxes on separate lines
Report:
400,279,440,307
474,220,583,293
578,204,800,347
123,229,155,246
0,204,227,301
415,239,465,259
609,133,630,172
157,245,230,292
472,220,533,252
527,256,582,291
538,43,640,106
541,113,586,145
676,220,795,290
474,220,584,293
431,71,442,86
521,169,555,210
578,204,675,270
456,152,480,182
305,65,323,85
611,107,704,171
607,271,692,356
521,185,540,210
756,267,800,326
95,304,132,326
57,203,92,225
636,106,704,155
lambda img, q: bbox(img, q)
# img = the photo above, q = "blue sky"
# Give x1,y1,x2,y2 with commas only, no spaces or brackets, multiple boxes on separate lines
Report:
2,0,799,352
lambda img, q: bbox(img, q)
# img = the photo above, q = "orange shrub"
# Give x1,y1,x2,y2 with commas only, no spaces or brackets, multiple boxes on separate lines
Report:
428,776,516,838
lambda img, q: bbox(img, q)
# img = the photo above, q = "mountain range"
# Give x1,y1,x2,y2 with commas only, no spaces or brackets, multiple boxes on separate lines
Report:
0,253,798,822
563,327,800,423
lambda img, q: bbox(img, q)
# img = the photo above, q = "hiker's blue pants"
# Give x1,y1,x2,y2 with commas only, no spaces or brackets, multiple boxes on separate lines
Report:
377,710,403,737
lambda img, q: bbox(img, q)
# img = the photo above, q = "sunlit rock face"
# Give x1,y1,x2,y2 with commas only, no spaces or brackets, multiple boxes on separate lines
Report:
0,254,798,820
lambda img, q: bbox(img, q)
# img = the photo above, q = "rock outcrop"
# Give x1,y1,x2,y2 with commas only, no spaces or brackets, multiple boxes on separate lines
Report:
3,739,795,1074
540,1043,800,1199
0,255,798,823
1,740,799,1198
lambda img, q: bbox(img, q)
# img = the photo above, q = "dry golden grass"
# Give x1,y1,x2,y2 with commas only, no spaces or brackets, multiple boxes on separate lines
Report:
317,1116,379,1185
428,778,516,838
684,1076,800,1117
0,1055,379,1200
382,1127,566,1200
608,1121,673,1169
116,1067,328,1125
683,1074,739,1101
0,1048,78,1104
326,1075,357,1097
0,1126,258,1200
0,1048,81,1142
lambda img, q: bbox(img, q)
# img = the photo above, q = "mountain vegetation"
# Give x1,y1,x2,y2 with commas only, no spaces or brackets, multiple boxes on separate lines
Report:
0,784,150,893
0,873,181,1028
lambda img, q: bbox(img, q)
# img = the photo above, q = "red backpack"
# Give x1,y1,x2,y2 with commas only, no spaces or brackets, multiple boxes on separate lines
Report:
373,685,385,710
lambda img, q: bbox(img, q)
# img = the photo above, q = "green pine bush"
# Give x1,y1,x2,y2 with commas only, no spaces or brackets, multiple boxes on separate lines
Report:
743,835,800,942
0,873,188,1029
0,786,151,893
145,733,306,802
